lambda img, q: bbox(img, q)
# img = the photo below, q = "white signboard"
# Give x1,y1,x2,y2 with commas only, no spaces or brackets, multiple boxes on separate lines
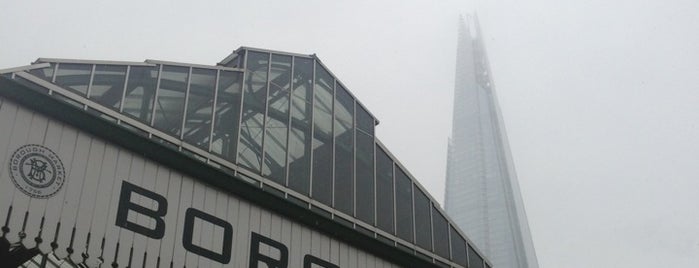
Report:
0,97,401,268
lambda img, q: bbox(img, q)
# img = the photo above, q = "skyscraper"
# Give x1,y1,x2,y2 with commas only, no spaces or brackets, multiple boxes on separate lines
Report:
444,16,539,268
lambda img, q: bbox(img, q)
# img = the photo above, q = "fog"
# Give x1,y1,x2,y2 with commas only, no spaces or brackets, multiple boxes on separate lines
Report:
2,0,699,267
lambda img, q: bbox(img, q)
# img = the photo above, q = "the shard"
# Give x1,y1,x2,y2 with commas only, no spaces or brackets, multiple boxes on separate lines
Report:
444,15,539,268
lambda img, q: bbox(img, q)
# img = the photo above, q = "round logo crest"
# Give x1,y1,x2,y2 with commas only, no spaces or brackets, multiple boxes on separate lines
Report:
9,144,66,199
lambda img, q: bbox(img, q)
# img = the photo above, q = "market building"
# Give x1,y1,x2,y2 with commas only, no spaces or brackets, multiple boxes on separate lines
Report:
0,47,491,268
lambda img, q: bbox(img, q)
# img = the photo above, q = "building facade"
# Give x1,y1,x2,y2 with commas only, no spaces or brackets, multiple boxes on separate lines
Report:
0,47,491,268
444,17,539,268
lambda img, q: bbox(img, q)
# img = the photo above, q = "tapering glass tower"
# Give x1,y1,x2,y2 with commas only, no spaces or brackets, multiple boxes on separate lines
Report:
444,16,539,268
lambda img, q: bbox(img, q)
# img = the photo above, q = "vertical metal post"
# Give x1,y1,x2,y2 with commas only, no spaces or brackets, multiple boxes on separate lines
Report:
392,161,397,239
354,101,359,219
235,51,249,164
429,201,435,252
51,63,58,83
150,64,164,126
284,57,294,187
180,67,193,140
371,118,376,224
119,65,131,113
308,59,316,197
330,78,336,208
260,53,272,175
49,63,59,95
86,64,96,99
208,69,220,152
411,182,416,244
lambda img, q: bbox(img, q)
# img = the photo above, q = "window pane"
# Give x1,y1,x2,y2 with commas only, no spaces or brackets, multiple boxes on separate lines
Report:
355,131,374,223
212,70,243,162
356,104,374,135
287,57,313,195
55,63,92,96
375,146,394,232
450,227,468,266
468,245,484,268
238,51,269,172
395,167,414,242
432,207,450,259
414,188,432,251
29,64,55,81
90,65,126,110
311,63,334,206
153,65,188,136
334,85,354,215
183,68,216,150
123,66,158,123
262,54,292,185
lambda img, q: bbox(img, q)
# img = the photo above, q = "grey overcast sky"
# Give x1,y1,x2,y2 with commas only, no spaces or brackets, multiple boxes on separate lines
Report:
2,0,699,267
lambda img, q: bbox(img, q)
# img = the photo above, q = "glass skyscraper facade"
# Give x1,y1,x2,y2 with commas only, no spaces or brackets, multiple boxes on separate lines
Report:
444,17,540,268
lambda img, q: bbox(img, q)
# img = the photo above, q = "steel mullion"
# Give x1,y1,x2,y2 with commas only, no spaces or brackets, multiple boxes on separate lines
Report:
371,118,375,224
308,59,316,198
429,200,435,253
180,67,193,140
447,222,453,261
284,57,294,188
392,159,397,240
51,63,58,83
260,53,272,175
354,101,359,219
150,64,164,126
235,51,249,165
119,65,131,113
411,181,416,245
48,62,59,95
86,64,96,99
208,69,220,152
330,77,336,209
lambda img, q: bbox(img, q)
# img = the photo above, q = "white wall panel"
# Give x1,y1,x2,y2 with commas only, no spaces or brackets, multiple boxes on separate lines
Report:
71,139,105,264
85,143,118,266
132,159,157,267
55,132,92,259
0,99,18,236
114,151,137,267
101,149,131,266
172,176,193,268
233,202,250,268
258,209,271,258
289,220,303,267
2,106,33,244
211,190,229,268
0,99,404,268
38,124,77,254
21,115,53,250
158,170,180,268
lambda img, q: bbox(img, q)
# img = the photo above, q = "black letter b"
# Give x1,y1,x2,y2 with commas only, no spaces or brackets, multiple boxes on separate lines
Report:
115,181,167,239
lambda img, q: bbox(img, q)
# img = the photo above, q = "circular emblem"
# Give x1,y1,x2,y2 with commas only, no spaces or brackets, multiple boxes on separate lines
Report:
9,144,66,199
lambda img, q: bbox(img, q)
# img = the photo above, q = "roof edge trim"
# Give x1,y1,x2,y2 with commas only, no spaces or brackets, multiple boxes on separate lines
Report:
35,58,155,66
144,59,244,72
0,63,50,74
218,46,315,66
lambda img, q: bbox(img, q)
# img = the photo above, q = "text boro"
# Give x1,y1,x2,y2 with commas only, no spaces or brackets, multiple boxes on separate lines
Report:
116,181,339,268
